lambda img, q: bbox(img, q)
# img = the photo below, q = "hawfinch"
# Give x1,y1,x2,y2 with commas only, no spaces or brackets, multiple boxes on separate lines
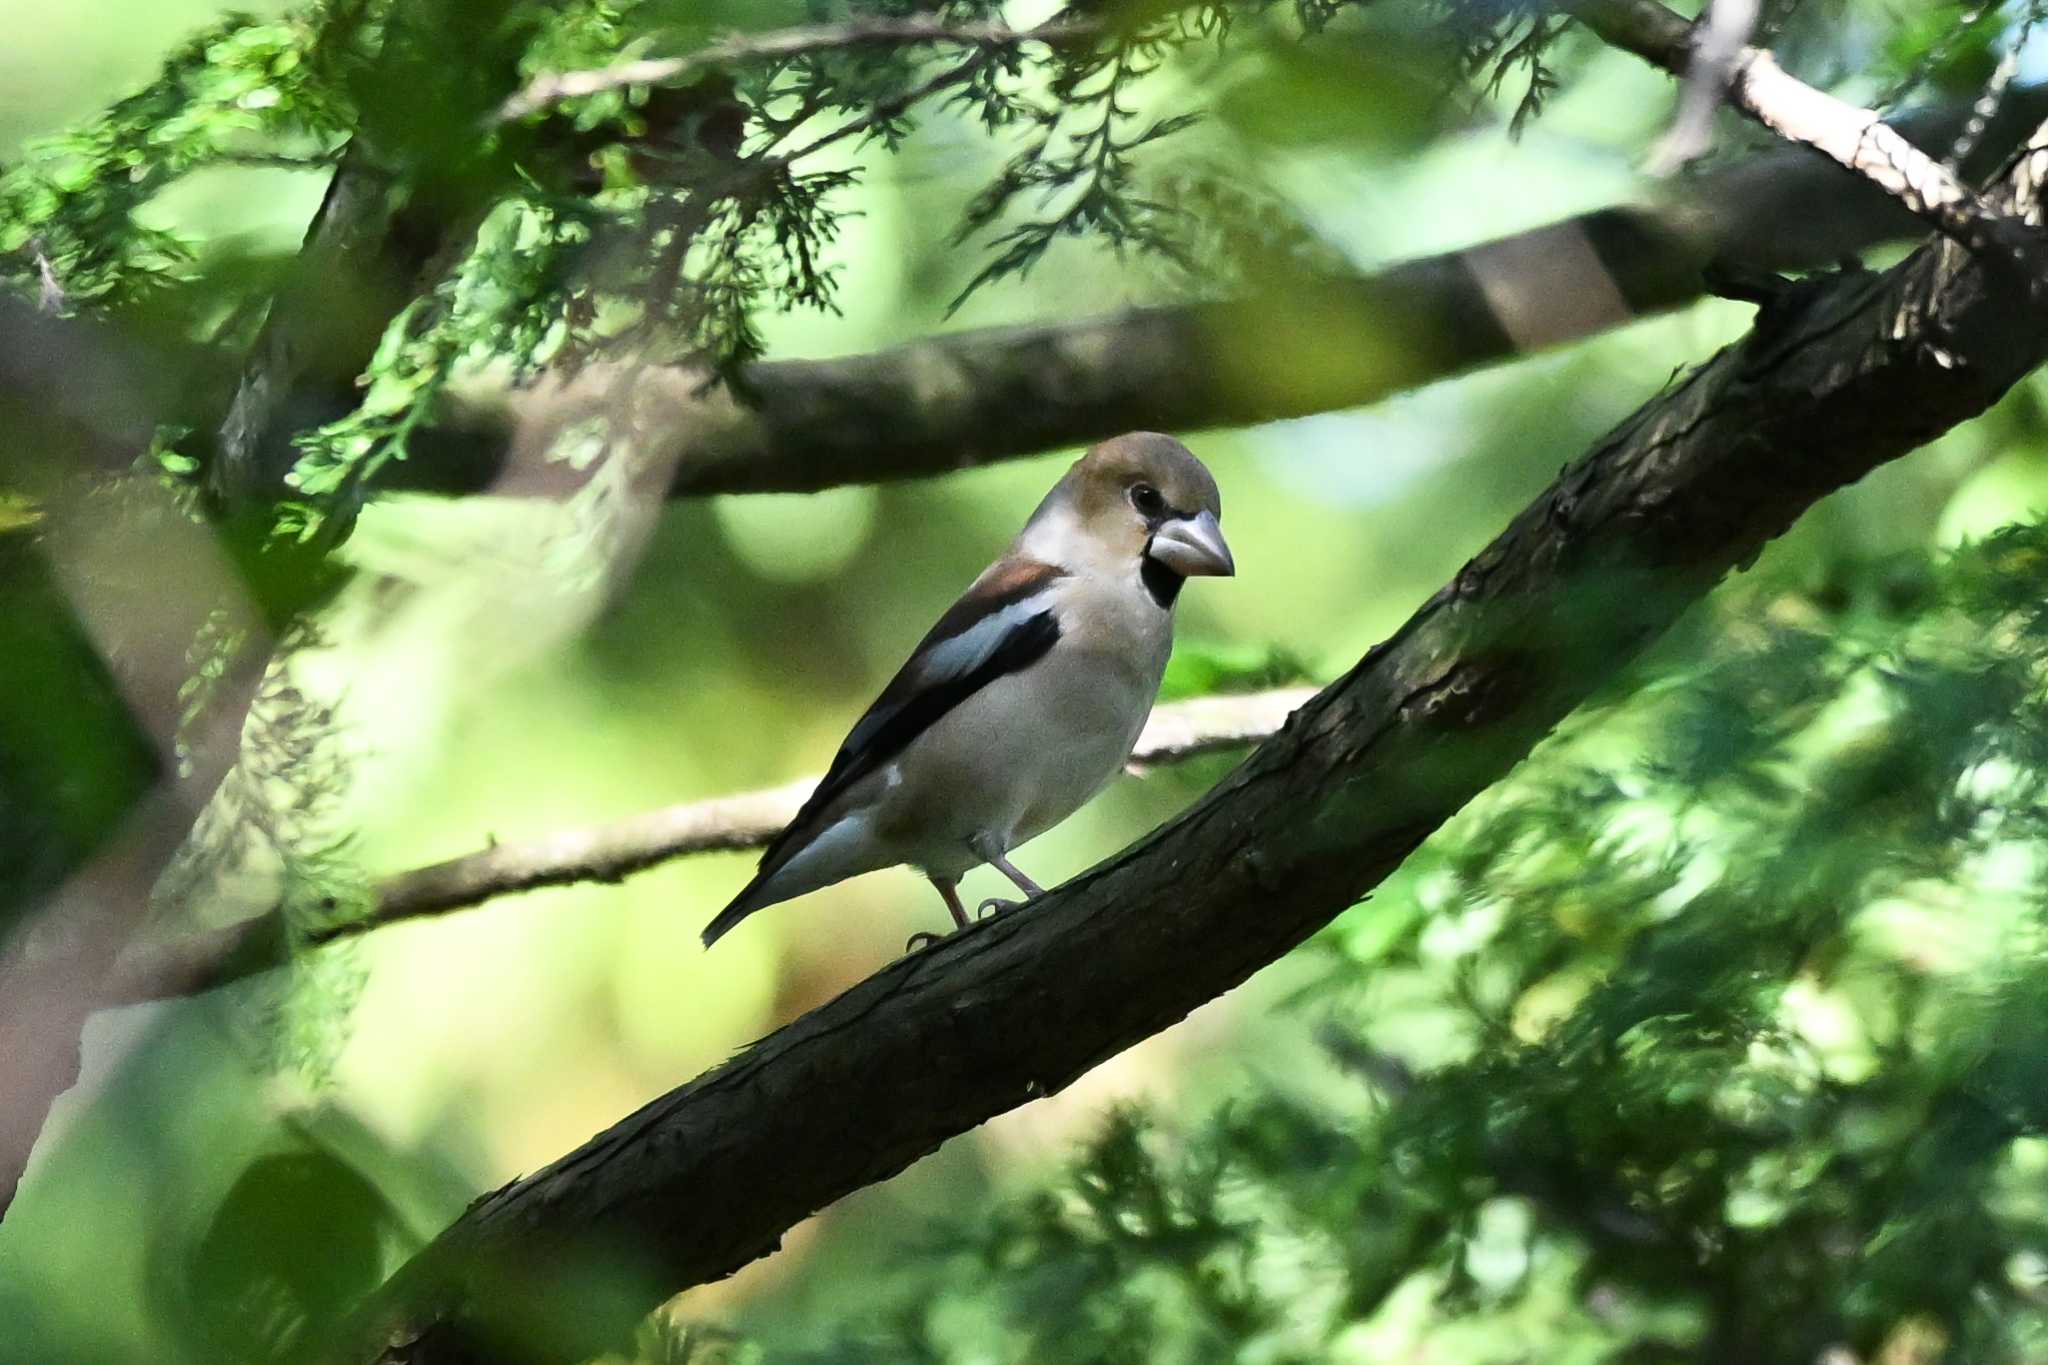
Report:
702,432,1234,949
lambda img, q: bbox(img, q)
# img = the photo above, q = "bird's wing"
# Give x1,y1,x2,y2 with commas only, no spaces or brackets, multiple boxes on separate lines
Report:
789,557,1068,840
703,559,1067,944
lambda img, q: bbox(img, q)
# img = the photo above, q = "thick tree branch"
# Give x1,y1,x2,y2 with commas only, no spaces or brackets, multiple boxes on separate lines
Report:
331,120,2048,1365
207,0,537,512
206,145,420,509
396,87,2048,504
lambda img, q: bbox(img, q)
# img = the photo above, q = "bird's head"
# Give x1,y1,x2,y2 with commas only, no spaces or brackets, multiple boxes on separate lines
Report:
1023,432,1234,603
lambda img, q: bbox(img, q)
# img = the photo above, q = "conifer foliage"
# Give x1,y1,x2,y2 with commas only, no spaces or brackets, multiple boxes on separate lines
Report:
12,3,2048,1364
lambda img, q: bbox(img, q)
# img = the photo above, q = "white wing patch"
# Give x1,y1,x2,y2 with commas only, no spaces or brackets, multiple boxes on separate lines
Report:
841,586,1061,757
913,589,1061,687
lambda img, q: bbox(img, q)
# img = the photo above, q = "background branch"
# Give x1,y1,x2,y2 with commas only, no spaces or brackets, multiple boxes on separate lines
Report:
397,86,2048,505
96,687,1320,1005
331,122,2048,1365
357,686,1315,933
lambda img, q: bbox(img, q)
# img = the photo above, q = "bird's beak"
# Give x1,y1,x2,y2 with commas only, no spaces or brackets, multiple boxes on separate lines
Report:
1147,509,1235,578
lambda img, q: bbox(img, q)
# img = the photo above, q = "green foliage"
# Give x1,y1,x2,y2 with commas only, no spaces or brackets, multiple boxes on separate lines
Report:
1870,1,2019,104
1159,639,1314,699
720,523,2048,1363
1426,0,1565,133
0,0,1643,540
278,195,594,541
22,2,2048,1361
946,19,1207,310
0,11,351,308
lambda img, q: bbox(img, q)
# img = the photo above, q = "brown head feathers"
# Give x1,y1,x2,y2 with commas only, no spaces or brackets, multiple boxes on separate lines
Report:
1065,431,1221,525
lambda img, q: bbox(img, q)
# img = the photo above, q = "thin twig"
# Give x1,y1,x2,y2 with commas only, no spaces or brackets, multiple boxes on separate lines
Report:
325,686,1318,941
29,239,64,315
1948,19,2032,172
1564,0,2045,270
1646,0,1759,174
497,16,1098,124
775,48,992,166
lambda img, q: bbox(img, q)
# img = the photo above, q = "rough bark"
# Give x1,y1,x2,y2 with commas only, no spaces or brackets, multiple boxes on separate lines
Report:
330,127,2048,1365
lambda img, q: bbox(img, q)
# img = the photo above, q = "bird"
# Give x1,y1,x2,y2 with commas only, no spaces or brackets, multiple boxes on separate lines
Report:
701,431,1235,950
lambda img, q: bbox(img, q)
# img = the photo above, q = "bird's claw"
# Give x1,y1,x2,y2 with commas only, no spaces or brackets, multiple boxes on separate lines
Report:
976,896,1027,921
905,930,949,953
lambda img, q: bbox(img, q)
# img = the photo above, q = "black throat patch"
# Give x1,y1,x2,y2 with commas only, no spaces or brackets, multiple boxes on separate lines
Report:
1141,551,1185,609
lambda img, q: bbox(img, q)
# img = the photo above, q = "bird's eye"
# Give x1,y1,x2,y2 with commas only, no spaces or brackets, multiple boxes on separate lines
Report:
1129,483,1165,516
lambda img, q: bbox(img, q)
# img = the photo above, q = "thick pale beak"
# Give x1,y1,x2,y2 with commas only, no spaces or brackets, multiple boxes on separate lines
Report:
1147,509,1235,578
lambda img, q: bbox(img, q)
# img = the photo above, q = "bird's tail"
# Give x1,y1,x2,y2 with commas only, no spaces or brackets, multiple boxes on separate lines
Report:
704,806,858,946
701,870,773,948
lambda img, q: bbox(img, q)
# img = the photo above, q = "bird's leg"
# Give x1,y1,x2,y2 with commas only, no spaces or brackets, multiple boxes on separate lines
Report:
936,875,971,928
970,836,1045,919
906,875,968,953
989,854,1045,897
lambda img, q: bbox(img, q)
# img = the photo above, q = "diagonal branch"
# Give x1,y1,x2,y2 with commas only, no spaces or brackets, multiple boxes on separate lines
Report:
329,118,2048,1365
142,75,2027,987
396,85,2048,505
1,0,586,1226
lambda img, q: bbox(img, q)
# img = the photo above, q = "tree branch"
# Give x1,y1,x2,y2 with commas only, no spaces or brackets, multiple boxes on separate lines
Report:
497,16,1100,124
395,86,2048,504
356,686,1314,934
1645,0,1757,173
97,687,1318,1005
1560,0,2039,268
330,118,2048,1365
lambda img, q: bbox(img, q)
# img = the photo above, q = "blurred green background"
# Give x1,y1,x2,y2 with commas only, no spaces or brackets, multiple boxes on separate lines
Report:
9,1,2048,1362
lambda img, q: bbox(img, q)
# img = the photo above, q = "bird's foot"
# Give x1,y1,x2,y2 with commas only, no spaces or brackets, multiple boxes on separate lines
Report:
976,895,1032,921
905,930,950,953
